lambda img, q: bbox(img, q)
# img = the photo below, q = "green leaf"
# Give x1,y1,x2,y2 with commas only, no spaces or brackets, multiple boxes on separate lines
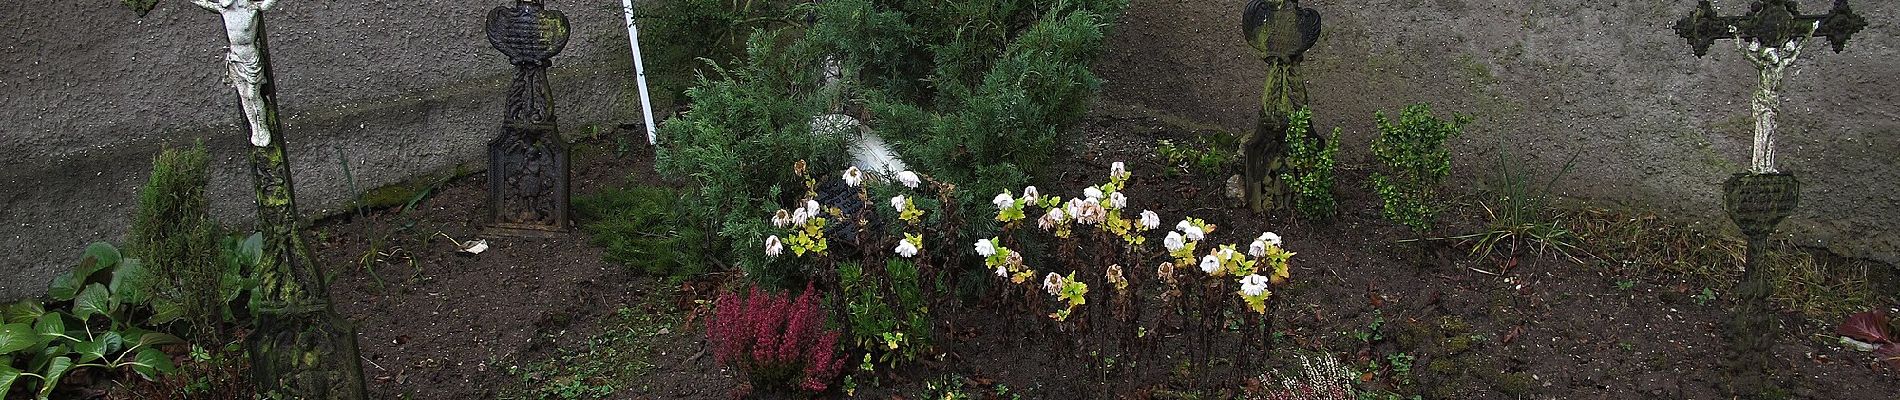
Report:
2,300,44,324
123,0,160,18
71,331,121,364
38,356,71,400
33,313,64,344
109,258,152,306
79,242,120,278
137,332,185,348
0,323,33,354
72,284,111,322
148,299,185,326
239,233,264,267
46,272,78,302
0,363,19,400
132,347,175,379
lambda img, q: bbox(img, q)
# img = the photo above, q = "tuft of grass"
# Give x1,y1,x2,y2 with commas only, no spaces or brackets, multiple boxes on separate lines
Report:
574,186,706,282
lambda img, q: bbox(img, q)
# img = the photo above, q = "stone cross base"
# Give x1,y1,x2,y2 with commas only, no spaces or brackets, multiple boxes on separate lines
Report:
487,123,570,236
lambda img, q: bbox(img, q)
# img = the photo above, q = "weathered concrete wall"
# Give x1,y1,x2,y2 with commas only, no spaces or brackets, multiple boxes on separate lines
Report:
0,1,646,300
1098,0,1898,264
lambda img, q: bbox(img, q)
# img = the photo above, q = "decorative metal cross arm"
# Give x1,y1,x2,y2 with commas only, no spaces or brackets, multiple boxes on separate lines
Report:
1674,0,1868,57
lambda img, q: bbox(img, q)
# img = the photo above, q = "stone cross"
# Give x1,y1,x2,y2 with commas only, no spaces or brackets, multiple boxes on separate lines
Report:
1672,1,1865,395
1238,0,1321,213
486,0,573,234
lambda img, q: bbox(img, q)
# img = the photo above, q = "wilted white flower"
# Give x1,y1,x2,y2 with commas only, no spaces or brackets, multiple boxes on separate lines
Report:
896,170,921,188
1006,251,1024,268
890,195,908,213
1064,198,1084,220
1107,192,1128,210
995,265,1009,277
1199,254,1221,274
1164,231,1187,251
842,166,864,187
993,191,1016,210
1218,246,1238,261
1157,262,1176,278
1183,226,1206,241
1021,186,1041,204
1259,232,1283,247
1110,161,1128,179
1176,219,1194,232
1074,201,1107,225
975,239,997,257
765,235,784,258
805,199,822,216
1083,186,1105,201
790,207,812,226
1139,210,1161,230
894,239,920,258
1106,264,1126,287
1043,272,1066,296
1039,207,1066,230
772,209,793,228
1249,239,1269,259
1239,274,1270,296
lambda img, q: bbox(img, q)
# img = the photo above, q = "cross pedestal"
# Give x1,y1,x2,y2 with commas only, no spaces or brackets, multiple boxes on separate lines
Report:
486,0,573,236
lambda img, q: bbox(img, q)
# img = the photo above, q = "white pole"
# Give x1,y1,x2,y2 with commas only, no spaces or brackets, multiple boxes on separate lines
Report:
622,0,659,145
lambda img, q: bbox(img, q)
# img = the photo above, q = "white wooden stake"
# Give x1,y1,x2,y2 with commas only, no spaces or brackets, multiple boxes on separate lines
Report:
621,0,658,145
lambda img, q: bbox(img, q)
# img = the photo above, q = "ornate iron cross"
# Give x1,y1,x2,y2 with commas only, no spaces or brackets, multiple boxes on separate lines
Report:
1674,0,1867,57
486,0,573,235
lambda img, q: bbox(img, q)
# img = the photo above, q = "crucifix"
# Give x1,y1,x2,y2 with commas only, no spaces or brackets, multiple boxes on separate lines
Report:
1238,0,1321,213
486,0,573,235
1672,0,1865,394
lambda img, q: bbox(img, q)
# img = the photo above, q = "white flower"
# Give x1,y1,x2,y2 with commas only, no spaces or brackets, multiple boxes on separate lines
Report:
1043,272,1066,296
805,199,822,216
890,195,908,213
1183,226,1205,241
1165,231,1187,251
772,209,793,228
1110,161,1128,179
1176,219,1194,232
1259,232,1283,247
993,191,1016,210
975,239,997,257
1107,192,1128,210
1083,186,1105,201
842,166,864,187
765,235,784,258
1039,207,1066,230
790,207,812,226
896,170,921,188
1249,239,1269,258
1218,246,1238,261
1021,186,1041,204
894,239,919,258
995,265,1009,277
1199,254,1221,274
1064,198,1084,220
1239,274,1270,296
1139,210,1161,230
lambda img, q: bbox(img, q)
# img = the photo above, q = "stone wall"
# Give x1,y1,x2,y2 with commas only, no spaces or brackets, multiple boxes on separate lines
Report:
0,0,645,300
1097,0,1898,265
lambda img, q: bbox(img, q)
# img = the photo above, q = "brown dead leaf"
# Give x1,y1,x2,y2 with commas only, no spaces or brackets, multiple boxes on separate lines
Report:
1502,325,1526,344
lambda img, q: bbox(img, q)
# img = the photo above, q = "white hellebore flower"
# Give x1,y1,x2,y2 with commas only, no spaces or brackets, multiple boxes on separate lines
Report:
1176,219,1194,233
1083,186,1105,201
975,239,998,257
1021,186,1041,204
1199,254,1221,274
790,207,812,226
805,199,823,216
1108,192,1128,210
993,191,1016,210
1164,231,1187,251
1249,239,1269,259
1140,210,1161,230
1183,225,1206,241
765,235,785,258
896,170,921,188
1110,161,1128,179
895,239,920,258
1043,272,1066,296
890,195,908,213
1239,274,1270,297
842,166,864,187
995,265,1009,278
772,209,793,228
1259,232,1283,247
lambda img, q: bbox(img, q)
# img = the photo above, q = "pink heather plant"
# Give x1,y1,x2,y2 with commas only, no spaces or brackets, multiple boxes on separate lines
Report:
709,283,845,395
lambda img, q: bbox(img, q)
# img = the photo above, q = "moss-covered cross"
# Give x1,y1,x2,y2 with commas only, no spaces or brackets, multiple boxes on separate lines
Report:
1238,0,1321,213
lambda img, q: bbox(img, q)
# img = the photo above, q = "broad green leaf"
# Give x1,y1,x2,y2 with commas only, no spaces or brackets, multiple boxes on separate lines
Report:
147,300,185,326
46,272,78,302
2,300,44,324
137,332,184,348
33,313,64,344
38,356,71,400
109,258,152,305
72,284,111,322
0,323,32,354
79,242,120,278
239,233,264,267
0,363,19,400
132,348,175,379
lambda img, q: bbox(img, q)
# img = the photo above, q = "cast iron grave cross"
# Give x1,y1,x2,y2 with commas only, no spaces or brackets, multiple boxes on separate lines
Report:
487,0,573,235
1671,1,1865,395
